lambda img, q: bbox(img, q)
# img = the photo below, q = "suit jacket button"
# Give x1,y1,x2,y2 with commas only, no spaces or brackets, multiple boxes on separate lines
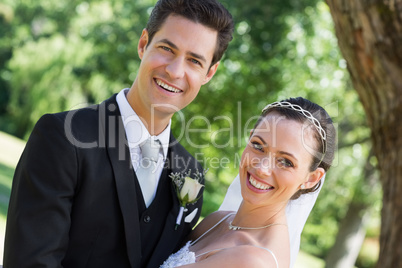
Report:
144,215,151,223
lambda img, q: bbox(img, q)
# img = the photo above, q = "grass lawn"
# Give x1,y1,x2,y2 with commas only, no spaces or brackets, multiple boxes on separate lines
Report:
295,250,325,268
0,131,25,263
0,131,327,266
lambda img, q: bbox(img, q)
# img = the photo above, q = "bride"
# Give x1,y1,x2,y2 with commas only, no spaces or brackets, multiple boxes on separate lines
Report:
161,97,336,268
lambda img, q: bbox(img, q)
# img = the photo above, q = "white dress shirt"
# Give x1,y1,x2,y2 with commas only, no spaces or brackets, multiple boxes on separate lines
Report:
116,88,171,191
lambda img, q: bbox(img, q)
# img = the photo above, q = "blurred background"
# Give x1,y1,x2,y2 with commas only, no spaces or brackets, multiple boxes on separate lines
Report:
0,0,382,267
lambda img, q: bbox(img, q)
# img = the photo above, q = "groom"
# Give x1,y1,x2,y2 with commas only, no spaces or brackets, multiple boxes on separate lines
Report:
3,0,234,267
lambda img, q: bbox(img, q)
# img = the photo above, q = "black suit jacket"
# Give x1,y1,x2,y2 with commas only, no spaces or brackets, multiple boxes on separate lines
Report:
4,95,204,267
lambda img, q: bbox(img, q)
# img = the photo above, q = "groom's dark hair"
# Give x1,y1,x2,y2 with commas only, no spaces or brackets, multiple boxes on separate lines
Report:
146,0,234,66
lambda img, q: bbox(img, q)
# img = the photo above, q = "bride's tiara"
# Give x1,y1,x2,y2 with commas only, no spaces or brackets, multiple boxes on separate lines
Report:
262,101,326,141
262,101,327,164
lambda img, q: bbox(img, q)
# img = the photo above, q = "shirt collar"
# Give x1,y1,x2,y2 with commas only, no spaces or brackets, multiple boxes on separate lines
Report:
116,88,171,158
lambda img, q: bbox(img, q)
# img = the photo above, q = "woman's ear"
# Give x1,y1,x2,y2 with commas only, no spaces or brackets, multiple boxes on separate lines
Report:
304,168,325,189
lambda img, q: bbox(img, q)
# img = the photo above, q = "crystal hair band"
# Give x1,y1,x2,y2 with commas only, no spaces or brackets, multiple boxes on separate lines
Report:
262,101,327,142
262,101,327,165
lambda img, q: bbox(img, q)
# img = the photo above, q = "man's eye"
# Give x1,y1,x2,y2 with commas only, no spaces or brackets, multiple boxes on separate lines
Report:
160,46,172,52
190,58,201,66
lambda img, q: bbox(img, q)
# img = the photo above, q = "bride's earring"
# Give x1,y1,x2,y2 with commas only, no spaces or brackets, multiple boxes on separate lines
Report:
300,184,305,190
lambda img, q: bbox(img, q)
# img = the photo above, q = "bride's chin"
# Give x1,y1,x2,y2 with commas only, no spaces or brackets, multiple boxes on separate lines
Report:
240,189,261,205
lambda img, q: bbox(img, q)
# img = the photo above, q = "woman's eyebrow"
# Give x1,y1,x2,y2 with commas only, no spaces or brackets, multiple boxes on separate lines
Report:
252,135,267,146
278,151,296,160
253,134,297,159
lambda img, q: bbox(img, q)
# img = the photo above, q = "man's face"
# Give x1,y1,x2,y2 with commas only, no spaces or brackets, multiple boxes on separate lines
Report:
132,14,219,119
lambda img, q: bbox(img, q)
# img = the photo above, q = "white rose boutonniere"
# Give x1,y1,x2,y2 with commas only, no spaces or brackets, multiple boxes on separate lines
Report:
170,169,206,230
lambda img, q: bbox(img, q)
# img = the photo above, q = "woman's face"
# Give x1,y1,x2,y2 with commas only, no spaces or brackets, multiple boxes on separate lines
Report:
239,112,323,207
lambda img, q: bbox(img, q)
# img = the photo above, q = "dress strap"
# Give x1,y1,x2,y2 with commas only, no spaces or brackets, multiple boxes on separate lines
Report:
195,245,278,268
252,246,279,268
190,212,235,246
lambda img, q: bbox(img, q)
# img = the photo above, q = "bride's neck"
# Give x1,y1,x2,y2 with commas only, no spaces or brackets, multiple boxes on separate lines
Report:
233,202,287,227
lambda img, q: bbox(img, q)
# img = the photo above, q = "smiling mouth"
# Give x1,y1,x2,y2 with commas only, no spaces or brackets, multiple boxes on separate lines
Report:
156,79,182,93
248,175,274,190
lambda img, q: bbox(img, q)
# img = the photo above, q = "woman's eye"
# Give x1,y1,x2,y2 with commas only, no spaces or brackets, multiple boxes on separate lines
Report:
277,158,293,168
251,142,263,151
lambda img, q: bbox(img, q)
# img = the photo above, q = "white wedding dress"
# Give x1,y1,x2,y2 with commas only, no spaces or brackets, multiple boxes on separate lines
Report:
160,213,278,268
159,241,196,267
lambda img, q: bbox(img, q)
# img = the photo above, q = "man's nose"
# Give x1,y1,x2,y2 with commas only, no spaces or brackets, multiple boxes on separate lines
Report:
165,57,185,79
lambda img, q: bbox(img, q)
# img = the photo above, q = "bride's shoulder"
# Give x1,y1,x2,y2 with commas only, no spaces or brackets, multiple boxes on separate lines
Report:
205,210,235,223
203,245,282,268
189,211,235,240
201,210,235,228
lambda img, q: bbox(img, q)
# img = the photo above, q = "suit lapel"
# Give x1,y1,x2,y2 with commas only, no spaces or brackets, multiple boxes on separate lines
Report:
101,95,142,267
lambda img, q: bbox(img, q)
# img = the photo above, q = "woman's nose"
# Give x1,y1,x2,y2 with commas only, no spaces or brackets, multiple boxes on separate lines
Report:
255,157,273,177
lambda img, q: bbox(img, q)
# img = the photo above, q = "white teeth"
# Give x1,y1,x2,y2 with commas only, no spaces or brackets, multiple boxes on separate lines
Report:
249,176,272,190
156,79,181,93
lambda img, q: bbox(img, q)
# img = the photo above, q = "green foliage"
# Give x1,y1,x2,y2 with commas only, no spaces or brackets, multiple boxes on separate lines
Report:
295,250,325,268
7,35,92,137
0,131,25,218
0,0,153,137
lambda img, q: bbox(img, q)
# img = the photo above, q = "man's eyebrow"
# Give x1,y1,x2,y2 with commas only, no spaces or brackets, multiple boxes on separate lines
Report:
188,52,207,63
159,39,178,50
159,38,207,63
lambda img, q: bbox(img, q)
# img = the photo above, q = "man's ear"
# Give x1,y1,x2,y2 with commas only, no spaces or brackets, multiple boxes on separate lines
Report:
202,61,220,85
304,167,325,189
138,29,149,60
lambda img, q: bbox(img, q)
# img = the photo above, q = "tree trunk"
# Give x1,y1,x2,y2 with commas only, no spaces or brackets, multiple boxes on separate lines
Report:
325,1,402,267
325,203,369,268
325,151,378,268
